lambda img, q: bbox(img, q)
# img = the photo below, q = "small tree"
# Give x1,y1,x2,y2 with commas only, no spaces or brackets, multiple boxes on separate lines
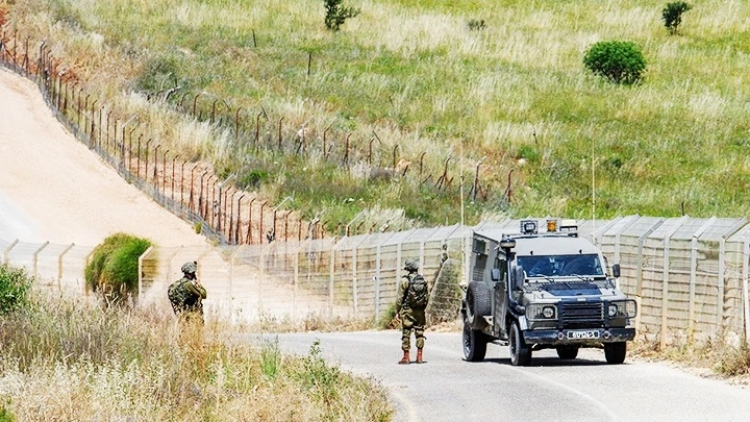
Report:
324,0,360,32
85,233,152,308
662,2,692,35
583,41,646,85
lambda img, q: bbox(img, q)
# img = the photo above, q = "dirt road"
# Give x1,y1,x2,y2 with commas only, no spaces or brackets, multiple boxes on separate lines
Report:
0,68,207,248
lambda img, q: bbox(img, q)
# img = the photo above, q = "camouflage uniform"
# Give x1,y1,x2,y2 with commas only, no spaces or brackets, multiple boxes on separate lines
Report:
396,259,428,364
172,261,208,324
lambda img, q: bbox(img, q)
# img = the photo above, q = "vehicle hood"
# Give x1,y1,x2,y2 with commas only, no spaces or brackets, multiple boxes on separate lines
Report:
523,279,623,299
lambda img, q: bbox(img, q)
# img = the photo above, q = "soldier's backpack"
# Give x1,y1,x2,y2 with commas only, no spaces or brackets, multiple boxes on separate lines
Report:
403,274,429,309
168,279,190,311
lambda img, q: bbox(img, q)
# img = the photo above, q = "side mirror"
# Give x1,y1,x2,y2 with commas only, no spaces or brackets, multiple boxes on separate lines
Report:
512,266,525,291
612,263,621,278
491,268,501,282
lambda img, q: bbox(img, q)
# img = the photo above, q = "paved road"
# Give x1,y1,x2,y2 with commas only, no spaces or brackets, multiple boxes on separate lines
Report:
246,331,750,422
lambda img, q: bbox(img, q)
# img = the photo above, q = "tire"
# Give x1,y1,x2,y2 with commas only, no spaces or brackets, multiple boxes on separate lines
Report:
466,282,491,329
604,342,627,364
462,319,487,362
556,346,579,360
509,321,532,366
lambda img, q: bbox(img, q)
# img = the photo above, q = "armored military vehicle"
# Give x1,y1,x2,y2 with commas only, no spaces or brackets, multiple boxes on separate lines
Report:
461,219,637,366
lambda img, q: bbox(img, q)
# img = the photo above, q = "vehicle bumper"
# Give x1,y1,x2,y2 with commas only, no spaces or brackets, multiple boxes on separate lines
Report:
522,327,635,345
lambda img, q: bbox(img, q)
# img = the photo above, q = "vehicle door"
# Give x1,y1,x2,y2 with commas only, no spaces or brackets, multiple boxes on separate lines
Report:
494,255,509,340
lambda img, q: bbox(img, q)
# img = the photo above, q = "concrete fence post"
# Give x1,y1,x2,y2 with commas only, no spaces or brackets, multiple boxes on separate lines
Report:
33,241,50,278
58,243,75,291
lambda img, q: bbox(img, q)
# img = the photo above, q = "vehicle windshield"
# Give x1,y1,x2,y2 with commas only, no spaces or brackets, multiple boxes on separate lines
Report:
517,254,604,277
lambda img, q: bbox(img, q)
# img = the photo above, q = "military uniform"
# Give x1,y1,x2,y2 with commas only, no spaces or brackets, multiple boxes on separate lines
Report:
170,261,207,324
396,259,428,364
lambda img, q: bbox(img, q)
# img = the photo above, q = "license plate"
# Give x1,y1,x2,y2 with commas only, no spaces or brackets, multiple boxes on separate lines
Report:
567,330,600,340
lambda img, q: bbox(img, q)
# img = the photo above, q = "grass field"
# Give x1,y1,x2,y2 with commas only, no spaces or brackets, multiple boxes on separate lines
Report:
3,0,750,228
0,286,392,421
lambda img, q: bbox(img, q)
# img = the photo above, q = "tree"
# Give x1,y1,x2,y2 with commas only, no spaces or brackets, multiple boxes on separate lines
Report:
662,2,692,35
324,0,360,32
583,41,646,85
85,233,152,308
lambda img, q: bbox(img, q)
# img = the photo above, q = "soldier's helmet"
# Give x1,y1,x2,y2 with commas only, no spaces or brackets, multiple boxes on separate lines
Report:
181,261,197,274
404,259,419,271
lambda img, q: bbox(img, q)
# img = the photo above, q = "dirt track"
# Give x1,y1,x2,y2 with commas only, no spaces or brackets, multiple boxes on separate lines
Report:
0,68,207,248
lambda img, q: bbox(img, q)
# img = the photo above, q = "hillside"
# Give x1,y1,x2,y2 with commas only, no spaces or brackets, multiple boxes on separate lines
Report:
0,68,207,247
2,0,749,232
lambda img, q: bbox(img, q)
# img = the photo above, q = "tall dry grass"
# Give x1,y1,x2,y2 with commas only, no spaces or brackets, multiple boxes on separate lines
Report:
0,290,392,421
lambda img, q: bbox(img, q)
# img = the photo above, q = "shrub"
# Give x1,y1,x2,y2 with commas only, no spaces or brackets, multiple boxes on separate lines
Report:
323,0,360,32
0,264,32,314
467,19,486,31
583,41,647,85
662,2,692,35
84,233,153,308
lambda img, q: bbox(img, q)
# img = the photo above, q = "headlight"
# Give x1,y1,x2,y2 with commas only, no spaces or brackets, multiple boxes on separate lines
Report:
527,303,557,321
608,300,637,318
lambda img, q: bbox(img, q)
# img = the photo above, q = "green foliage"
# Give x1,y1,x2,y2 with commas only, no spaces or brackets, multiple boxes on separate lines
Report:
467,19,486,31
662,2,692,35
378,303,398,329
583,41,646,85
238,169,270,190
84,233,152,307
323,0,360,32
261,337,281,380
0,402,15,422
296,339,340,404
0,264,31,314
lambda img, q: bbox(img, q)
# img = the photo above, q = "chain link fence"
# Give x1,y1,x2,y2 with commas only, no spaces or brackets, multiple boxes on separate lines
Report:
4,215,750,347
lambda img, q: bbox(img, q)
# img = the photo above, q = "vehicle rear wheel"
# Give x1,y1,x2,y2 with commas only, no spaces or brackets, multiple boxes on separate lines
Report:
509,321,531,366
604,342,627,364
556,346,579,360
462,318,487,362
466,282,491,329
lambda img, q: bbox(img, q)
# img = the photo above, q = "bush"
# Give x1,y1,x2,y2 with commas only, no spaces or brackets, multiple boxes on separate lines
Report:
323,0,360,32
662,2,692,35
583,41,646,85
84,233,153,307
0,264,32,314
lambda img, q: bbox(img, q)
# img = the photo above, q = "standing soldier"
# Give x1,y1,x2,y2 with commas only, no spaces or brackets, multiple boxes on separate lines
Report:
168,261,208,325
395,259,429,364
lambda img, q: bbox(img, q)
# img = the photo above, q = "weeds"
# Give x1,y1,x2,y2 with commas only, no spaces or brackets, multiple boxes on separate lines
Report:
0,290,392,421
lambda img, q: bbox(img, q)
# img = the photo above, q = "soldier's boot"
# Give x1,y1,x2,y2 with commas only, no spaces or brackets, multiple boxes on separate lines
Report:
398,350,410,365
416,348,424,364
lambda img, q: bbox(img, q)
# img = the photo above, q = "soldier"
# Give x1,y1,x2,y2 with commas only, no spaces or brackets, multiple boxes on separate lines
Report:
168,261,208,325
395,259,429,364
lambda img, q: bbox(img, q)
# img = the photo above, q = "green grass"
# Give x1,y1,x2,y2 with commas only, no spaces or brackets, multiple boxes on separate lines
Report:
5,0,750,228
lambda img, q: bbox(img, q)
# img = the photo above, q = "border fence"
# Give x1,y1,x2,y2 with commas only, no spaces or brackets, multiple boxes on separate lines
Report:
4,215,750,349
0,27,509,246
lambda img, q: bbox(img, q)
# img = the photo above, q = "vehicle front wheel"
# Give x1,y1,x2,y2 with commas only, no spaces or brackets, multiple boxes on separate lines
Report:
509,321,531,366
462,319,487,362
556,346,579,360
604,342,627,364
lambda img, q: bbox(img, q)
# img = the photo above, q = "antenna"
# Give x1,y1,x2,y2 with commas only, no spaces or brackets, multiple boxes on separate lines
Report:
591,138,596,243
